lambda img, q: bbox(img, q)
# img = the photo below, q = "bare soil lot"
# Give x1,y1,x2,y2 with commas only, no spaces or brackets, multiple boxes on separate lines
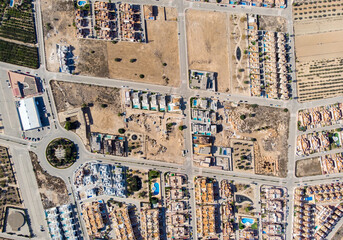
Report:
51,80,124,136
258,16,287,32
216,103,289,177
186,9,231,93
295,30,343,62
295,158,322,177
107,14,180,86
29,152,69,209
42,1,179,86
51,81,185,163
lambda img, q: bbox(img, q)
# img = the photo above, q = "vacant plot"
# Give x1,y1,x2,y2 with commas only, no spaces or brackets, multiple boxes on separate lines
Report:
258,15,287,32
107,11,180,86
29,152,69,209
42,2,179,85
42,0,83,72
295,158,322,177
186,9,231,93
51,81,185,163
216,103,289,177
50,81,124,136
295,31,343,61
42,0,108,76
51,81,121,113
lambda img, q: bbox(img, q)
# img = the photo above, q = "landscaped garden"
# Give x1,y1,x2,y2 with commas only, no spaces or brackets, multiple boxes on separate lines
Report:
46,138,78,168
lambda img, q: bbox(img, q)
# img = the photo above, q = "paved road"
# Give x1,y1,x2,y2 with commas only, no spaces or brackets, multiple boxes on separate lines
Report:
0,0,343,239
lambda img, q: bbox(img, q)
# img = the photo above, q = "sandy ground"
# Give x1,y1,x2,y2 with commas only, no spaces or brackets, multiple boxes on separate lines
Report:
186,9,231,93
42,2,179,86
294,18,343,36
29,152,69,209
51,80,124,135
216,102,289,177
258,16,287,32
107,6,180,86
51,81,184,163
42,0,81,72
295,30,343,61
332,225,343,240
295,158,322,177
50,81,122,113
124,110,185,164
229,14,249,96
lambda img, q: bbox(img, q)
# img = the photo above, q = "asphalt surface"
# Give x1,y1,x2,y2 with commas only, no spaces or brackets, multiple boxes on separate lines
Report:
0,0,342,239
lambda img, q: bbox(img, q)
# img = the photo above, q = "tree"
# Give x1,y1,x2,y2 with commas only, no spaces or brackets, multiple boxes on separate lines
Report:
139,191,147,198
151,197,158,204
118,128,126,134
130,58,137,63
240,114,246,120
283,108,289,112
162,62,167,66
101,103,108,108
115,58,122,62
179,125,184,131
81,103,87,109
244,81,250,84
139,74,145,79
65,121,71,131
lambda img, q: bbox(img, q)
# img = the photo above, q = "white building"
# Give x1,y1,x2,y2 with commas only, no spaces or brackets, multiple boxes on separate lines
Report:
17,97,42,131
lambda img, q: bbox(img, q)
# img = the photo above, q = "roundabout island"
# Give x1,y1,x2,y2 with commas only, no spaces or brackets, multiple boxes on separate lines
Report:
46,138,78,169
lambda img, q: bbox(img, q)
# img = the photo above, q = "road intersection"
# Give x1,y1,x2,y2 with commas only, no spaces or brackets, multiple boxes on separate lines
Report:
0,0,343,239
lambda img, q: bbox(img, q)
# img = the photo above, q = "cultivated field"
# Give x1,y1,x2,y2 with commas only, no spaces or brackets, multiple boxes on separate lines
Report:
293,0,343,101
186,9,231,93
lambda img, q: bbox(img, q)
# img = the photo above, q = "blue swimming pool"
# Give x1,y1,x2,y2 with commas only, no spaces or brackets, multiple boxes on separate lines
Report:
241,218,255,226
152,182,160,195
193,99,197,106
9,0,14,7
78,0,87,7
305,196,313,201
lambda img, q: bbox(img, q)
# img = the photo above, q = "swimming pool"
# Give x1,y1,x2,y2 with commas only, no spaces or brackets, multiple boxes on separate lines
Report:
193,99,197,106
241,218,255,226
152,182,160,195
78,0,87,7
9,0,14,7
304,196,313,201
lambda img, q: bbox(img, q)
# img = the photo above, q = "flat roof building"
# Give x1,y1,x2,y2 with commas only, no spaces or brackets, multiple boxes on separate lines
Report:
8,71,40,98
17,97,42,131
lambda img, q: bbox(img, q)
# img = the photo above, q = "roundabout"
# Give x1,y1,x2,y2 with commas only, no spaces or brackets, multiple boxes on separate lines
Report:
45,138,78,169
